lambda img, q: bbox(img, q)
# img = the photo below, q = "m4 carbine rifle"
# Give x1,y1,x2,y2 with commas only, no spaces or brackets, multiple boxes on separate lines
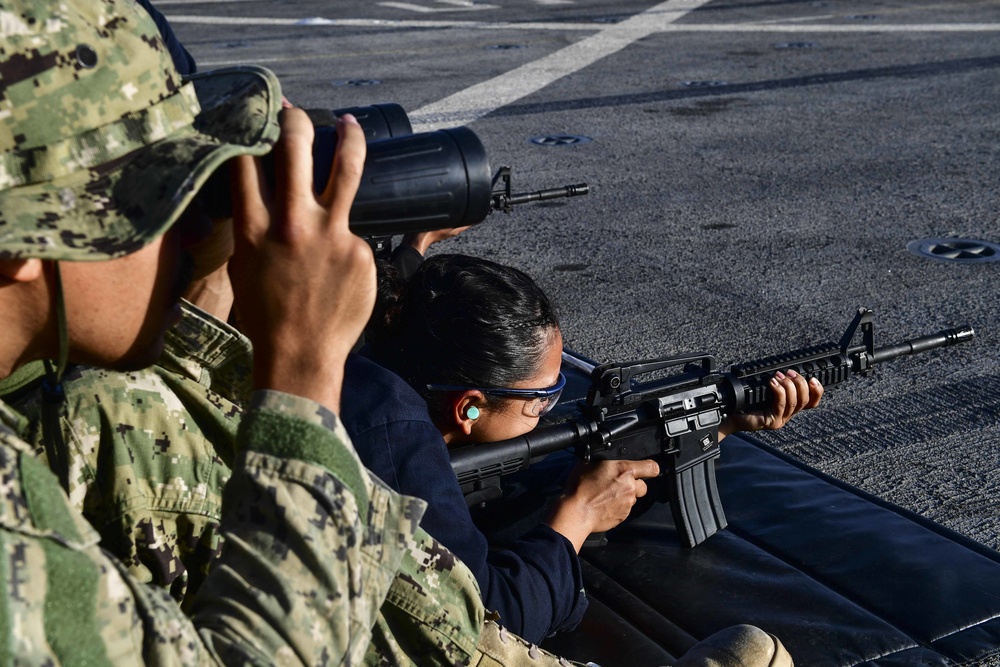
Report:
450,309,975,548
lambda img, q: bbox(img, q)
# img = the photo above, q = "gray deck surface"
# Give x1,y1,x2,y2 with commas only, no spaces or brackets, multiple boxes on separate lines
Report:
166,0,1000,606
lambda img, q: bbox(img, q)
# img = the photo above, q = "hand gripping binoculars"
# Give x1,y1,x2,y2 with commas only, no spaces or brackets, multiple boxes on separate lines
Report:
202,103,589,239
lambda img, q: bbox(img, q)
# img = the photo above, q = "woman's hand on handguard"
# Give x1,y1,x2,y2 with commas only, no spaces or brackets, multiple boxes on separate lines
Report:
545,458,661,553
228,109,376,412
718,369,824,440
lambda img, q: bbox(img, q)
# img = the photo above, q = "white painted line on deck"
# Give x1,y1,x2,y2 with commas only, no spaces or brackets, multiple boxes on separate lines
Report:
166,14,1000,34
378,1,499,13
166,7,1000,129
156,0,266,4
165,15,612,29
408,0,714,129
670,23,1000,32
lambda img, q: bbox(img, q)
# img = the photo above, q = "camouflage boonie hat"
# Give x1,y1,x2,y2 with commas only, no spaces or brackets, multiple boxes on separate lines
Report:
0,0,282,260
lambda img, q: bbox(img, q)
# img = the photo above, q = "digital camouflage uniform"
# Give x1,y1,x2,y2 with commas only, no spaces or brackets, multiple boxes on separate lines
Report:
0,1,790,664
6,304,249,608
5,302,585,666
1,379,510,664
0,0,586,664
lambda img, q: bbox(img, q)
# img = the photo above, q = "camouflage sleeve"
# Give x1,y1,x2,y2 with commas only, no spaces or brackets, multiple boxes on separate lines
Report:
7,361,240,607
158,299,254,406
187,390,424,665
0,414,213,666
3,302,251,608
1,392,425,665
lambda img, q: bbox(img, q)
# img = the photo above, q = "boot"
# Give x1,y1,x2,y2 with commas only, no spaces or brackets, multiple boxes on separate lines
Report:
675,625,793,667
470,619,586,666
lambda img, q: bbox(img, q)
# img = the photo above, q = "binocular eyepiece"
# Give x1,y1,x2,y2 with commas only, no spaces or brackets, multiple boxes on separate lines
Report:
201,102,588,238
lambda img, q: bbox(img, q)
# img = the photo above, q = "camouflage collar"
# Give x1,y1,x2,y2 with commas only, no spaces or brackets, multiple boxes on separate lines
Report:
160,301,253,404
0,398,30,448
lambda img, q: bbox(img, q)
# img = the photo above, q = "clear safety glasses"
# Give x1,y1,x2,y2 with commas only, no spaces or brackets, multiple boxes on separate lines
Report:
426,372,567,418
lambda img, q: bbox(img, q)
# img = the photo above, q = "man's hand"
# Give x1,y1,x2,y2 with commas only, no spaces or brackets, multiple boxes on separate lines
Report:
719,369,824,439
546,458,661,553
228,110,375,411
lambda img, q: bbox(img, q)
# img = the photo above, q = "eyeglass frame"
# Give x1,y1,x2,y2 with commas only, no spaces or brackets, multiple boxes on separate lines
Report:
425,372,567,418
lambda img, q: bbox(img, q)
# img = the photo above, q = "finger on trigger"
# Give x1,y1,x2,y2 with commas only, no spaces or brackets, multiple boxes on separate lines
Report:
639,459,660,478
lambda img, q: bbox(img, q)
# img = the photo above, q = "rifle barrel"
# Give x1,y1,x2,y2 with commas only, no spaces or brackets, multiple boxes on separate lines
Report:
871,326,975,364
501,184,589,208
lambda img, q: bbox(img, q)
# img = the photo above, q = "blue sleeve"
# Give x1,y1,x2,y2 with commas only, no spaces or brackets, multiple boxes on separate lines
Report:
137,0,198,75
482,524,588,643
350,416,588,643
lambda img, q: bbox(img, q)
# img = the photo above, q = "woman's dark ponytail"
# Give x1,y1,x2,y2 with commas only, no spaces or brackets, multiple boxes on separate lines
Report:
368,254,559,420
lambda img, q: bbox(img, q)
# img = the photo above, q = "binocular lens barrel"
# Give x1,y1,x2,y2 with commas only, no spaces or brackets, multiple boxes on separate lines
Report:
201,103,494,236
304,102,413,141
312,125,492,237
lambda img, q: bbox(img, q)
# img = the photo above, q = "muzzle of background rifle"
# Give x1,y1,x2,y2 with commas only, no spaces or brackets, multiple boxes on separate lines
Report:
199,102,494,237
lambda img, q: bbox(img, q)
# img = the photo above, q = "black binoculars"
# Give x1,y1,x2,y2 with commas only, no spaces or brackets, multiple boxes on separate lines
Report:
202,103,588,239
